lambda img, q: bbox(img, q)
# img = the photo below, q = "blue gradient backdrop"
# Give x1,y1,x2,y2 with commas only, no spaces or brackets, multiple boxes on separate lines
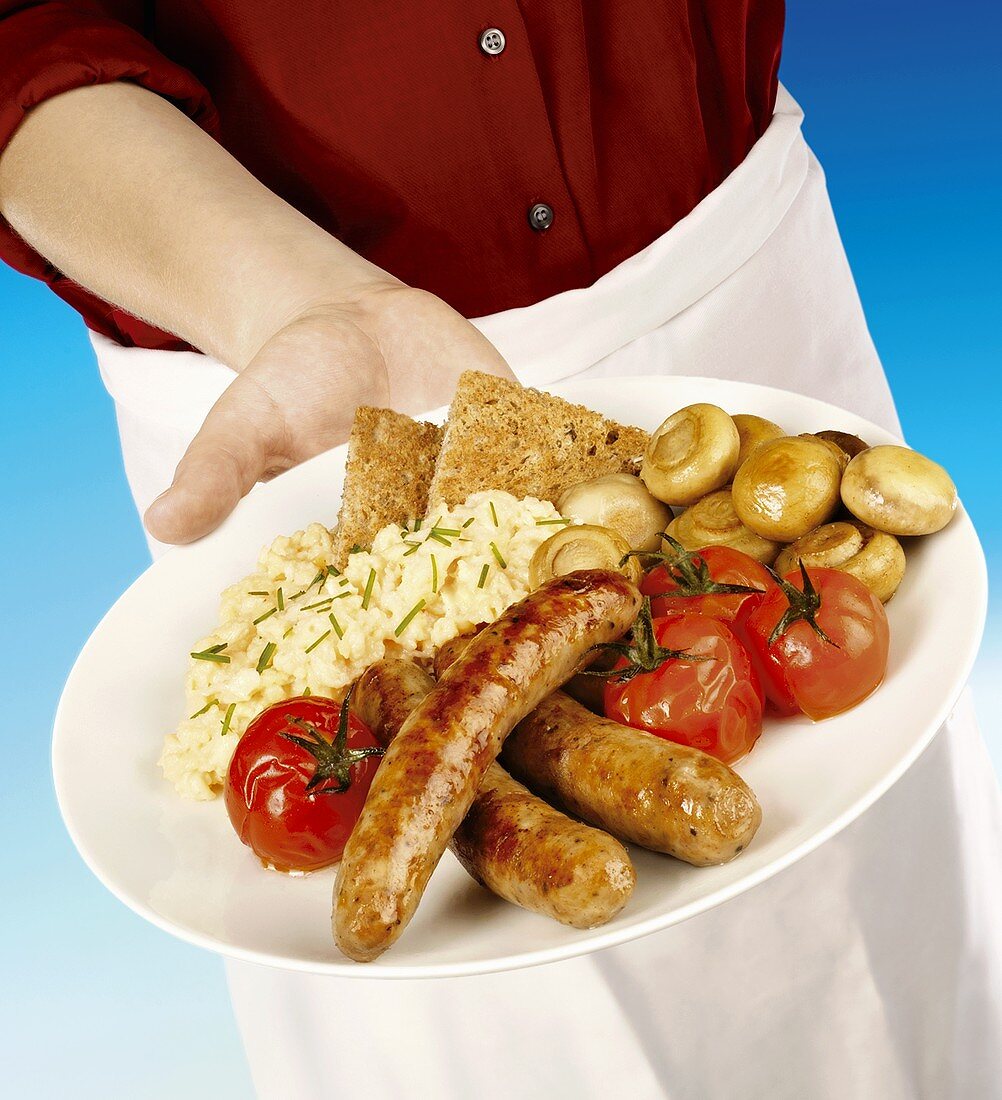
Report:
1,6,999,1097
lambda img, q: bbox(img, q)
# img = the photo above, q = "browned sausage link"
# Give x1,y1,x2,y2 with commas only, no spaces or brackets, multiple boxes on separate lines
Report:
333,570,642,961
354,658,636,930
503,691,761,866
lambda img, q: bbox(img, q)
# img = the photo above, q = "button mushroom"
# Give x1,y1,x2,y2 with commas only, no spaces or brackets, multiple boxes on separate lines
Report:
640,403,740,506
815,429,870,460
774,521,906,602
732,436,843,542
840,445,958,535
800,434,851,475
732,414,786,469
557,472,673,552
528,524,642,589
664,488,782,565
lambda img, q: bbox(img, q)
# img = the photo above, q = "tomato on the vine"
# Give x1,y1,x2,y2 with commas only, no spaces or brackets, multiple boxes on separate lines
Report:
600,600,764,764
735,563,889,720
639,539,775,622
225,693,383,872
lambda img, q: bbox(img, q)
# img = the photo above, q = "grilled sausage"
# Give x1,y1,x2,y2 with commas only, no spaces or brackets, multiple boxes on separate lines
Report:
437,634,761,866
333,570,641,962
354,658,635,929
504,691,761,866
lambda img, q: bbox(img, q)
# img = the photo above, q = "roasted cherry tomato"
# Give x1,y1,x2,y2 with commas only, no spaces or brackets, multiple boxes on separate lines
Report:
225,693,383,872
601,601,764,764
735,563,889,720
640,539,775,622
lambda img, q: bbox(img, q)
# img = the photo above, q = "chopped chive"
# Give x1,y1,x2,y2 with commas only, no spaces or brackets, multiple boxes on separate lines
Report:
288,588,306,601
253,607,277,625
431,554,439,593
489,500,499,527
276,587,285,611
428,531,452,547
206,643,228,653
303,686,312,696
256,642,277,673
339,576,350,586
462,516,476,529
536,517,572,526
394,599,426,637
190,647,230,664
189,698,217,720
361,568,376,610
403,541,422,557
477,563,490,589
302,597,334,612
431,526,462,537
305,630,331,654
413,517,423,532
248,590,269,596
283,626,294,639
220,702,236,736
489,542,507,569
308,568,327,590
329,613,344,639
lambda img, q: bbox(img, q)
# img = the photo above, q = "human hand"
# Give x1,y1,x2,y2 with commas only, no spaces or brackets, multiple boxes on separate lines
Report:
143,285,515,543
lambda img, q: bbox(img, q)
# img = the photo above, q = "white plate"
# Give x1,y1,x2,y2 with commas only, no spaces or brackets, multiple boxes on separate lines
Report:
53,377,987,978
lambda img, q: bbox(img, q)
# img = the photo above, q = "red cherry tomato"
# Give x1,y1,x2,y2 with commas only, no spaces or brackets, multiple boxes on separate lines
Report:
603,608,764,764
641,543,775,622
735,564,889,720
225,694,383,872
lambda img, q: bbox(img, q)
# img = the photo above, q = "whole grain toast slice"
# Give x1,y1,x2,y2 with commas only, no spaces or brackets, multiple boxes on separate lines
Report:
427,371,649,507
332,407,442,566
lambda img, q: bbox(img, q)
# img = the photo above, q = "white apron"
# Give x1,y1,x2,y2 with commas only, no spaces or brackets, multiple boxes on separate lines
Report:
94,88,1002,1099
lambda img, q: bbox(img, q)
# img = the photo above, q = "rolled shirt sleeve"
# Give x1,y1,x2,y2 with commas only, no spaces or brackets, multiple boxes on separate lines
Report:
0,2,219,347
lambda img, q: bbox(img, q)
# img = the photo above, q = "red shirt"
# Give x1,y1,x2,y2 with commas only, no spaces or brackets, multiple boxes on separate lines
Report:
0,2,783,350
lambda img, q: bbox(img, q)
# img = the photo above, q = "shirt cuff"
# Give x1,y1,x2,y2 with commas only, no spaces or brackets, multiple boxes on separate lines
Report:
0,4,218,348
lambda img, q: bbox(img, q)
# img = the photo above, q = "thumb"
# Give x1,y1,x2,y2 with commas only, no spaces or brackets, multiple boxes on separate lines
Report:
144,376,284,544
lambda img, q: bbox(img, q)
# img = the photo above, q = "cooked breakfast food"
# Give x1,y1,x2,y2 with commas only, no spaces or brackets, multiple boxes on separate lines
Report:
164,369,959,961
333,571,642,962
354,658,636,930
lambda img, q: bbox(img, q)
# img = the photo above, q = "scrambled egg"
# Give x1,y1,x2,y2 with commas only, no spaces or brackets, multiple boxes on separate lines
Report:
160,492,564,799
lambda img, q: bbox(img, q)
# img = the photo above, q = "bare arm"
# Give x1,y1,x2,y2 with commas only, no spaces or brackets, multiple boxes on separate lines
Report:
0,82,512,541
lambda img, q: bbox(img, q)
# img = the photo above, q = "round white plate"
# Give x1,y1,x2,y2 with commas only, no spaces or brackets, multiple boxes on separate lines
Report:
53,377,987,978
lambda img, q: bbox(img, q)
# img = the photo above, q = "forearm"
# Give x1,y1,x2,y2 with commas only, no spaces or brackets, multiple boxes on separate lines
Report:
0,81,391,367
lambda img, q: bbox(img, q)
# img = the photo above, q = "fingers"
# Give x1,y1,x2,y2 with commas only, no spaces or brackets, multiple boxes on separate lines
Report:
144,377,281,544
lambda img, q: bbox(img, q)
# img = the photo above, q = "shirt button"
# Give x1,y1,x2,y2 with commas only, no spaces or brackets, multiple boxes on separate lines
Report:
479,28,506,56
527,203,554,232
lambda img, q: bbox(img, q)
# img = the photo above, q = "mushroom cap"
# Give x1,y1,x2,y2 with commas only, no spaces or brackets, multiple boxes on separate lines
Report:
841,445,957,536
557,472,673,552
801,434,851,475
528,524,641,589
774,520,906,603
640,403,740,507
732,436,843,542
665,487,782,565
733,414,786,469
815,430,870,460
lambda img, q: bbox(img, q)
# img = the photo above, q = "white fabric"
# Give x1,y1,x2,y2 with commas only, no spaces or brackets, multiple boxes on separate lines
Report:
94,86,1002,1099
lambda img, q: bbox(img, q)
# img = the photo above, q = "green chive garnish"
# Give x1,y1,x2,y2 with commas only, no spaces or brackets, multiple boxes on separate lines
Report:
189,698,217,720
303,687,312,696
305,630,330,654
427,531,453,546
190,645,230,664
302,597,334,612
489,542,507,569
431,554,439,593
403,541,422,557
220,703,236,736
489,500,499,527
329,613,344,639
395,599,426,637
477,563,490,589
283,626,294,639
462,516,476,528
256,642,277,673
536,517,572,525
361,568,376,609
414,517,423,532
248,590,268,596
276,588,284,611
253,607,277,625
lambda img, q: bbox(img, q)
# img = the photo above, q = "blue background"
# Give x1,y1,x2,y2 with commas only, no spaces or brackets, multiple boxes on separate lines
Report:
1,5,999,1097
